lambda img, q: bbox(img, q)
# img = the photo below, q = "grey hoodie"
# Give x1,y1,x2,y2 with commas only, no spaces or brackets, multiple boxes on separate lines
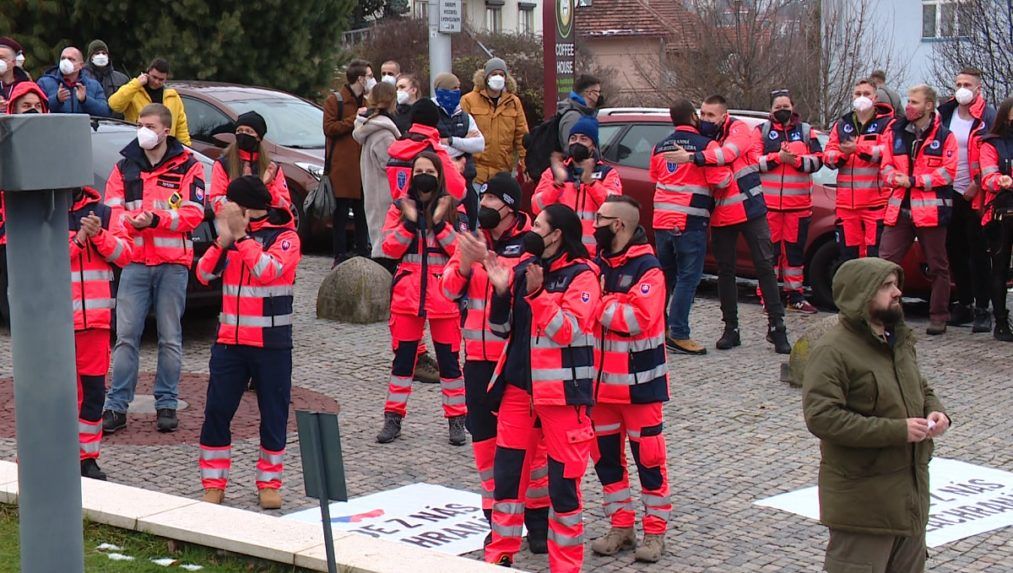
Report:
353,112,401,258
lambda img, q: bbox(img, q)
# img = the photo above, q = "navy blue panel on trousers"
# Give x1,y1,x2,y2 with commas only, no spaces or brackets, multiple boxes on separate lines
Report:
593,432,625,485
547,456,580,513
79,375,105,422
629,440,665,491
493,446,527,499
464,360,498,441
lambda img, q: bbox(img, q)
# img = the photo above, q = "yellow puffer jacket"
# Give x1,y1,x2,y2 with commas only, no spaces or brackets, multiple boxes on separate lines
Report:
108,78,191,145
461,69,529,184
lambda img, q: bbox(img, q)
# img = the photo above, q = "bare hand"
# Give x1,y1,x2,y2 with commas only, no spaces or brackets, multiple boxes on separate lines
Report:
550,155,568,184
80,213,103,241
262,162,279,185
137,73,148,86
485,252,511,295
906,418,930,443
399,199,419,223
57,86,71,103
0,96,7,110
778,144,796,164
580,163,595,184
224,203,249,237
1000,175,1013,189
963,183,980,200
128,212,154,229
457,232,487,269
75,83,87,102
453,156,467,175
214,208,234,247
927,412,950,438
665,146,693,165
433,195,454,224
525,263,544,295
839,139,858,155
894,174,912,189
441,138,452,148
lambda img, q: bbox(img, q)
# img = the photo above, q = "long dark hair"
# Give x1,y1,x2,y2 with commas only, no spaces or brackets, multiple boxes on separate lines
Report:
988,97,1013,139
542,203,589,260
409,151,455,228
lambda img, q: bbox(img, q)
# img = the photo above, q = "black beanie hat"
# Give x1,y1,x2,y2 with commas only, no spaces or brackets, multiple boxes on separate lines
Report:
236,111,267,139
410,98,441,128
226,175,272,210
482,172,521,213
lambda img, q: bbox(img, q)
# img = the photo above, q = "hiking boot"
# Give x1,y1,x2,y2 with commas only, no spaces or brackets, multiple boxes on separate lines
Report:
591,526,636,556
767,325,792,354
972,308,992,333
448,415,467,446
413,352,440,384
715,327,741,350
995,313,1013,342
788,298,818,314
156,408,178,433
947,304,973,326
202,488,225,504
259,487,282,510
80,459,107,481
634,533,666,563
665,335,707,355
101,410,126,434
376,412,403,444
926,321,947,335
524,507,549,554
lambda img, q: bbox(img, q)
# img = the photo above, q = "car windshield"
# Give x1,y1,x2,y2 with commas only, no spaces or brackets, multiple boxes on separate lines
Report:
229,98,325,149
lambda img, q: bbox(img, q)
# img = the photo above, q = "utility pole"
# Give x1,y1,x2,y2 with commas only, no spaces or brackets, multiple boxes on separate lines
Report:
428,0,456,94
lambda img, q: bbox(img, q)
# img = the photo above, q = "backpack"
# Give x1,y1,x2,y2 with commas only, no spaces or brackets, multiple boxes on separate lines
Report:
523,109,576,181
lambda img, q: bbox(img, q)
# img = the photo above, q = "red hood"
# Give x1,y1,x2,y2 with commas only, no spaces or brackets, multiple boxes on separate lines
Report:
5,81,49,114
71,186,102,212
388,125,442,160
249,208,295,232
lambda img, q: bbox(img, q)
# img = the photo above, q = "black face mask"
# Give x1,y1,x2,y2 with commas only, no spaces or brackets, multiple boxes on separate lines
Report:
21,108,40,114
522,231,547,258
409,173,439,199
569,143,591,163
699,120,721,139
772,109,792,125
478,206,506,230
593,224,616,253
596,94,606,109
236,133,259,153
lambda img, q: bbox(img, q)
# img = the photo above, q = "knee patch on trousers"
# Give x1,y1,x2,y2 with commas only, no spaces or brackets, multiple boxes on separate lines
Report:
391,340,420,375
493,446,527,499
547,457,580,514
593,433,625,485
79,375,106,421
433,342,462,378
631,423,666,490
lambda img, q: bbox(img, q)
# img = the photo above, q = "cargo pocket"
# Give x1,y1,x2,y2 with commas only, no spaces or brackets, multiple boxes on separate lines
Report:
563,425,595,479
638,434,666,468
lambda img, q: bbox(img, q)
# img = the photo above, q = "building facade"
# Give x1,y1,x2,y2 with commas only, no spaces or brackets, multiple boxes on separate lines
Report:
406,0,543,35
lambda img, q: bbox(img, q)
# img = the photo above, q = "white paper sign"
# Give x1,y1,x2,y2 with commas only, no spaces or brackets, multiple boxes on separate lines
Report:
755,458,1013,547
439,0,462,33
284,483,489,556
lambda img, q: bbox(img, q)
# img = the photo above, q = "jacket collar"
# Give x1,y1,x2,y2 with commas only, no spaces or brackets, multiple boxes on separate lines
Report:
599,227,651,266
249,208,294,232
120,137,188,170
71,186,102,212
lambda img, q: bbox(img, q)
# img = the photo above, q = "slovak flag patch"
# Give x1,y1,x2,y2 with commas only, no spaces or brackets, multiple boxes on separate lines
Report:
640,283,651,295
580,291,590,303
281,239,292,251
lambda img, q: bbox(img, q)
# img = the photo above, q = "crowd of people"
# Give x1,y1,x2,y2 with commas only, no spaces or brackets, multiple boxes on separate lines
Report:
1,32,1011,572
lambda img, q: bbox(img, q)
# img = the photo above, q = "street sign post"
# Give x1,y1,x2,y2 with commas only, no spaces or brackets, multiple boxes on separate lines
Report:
0,113,93,573
544,0,577,113
296,410,348,573
428,0,456,94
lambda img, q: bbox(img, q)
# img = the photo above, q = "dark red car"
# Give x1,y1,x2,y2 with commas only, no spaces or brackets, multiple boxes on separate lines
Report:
523,108,934,308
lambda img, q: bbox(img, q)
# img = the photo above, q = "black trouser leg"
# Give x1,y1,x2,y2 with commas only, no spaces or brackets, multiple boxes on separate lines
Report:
986,217,1013,318
711,225,740,328
742,217,785,322
332,199,351,258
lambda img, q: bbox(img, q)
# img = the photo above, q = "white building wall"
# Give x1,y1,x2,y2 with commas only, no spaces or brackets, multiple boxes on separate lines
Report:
406,1,544,35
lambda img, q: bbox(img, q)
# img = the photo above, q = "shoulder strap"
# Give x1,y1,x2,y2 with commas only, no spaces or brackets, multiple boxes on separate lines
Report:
323,91,345,176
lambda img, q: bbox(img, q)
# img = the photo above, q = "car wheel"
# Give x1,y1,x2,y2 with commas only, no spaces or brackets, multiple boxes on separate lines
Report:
808,240,841,310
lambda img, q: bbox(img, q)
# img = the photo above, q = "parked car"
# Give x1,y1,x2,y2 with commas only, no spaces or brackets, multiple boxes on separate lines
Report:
170,81,329,249
522,107,933,308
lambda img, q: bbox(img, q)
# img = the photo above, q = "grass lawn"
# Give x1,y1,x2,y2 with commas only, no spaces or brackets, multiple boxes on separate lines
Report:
0,503,312,572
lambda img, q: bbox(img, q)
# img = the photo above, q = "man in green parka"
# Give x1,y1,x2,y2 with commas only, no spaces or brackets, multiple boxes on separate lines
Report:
803,257,950,573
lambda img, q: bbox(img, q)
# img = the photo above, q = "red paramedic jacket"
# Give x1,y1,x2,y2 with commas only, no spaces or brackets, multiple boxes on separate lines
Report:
488,253,601,407
196,210,301,349
209,154,293,229
104,138,206,267
649,126,731,232
595,232,669,405
1,82,53,247
381,202,459,319
880,114,958,228
823,104,895,210
691,116,767,227
753,115,823,211
385,125,467,202
531,159,623,254
70,187,133,331
979,135,1013,225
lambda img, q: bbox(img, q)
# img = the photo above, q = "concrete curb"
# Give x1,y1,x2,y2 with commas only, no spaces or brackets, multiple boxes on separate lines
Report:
0,460,509,572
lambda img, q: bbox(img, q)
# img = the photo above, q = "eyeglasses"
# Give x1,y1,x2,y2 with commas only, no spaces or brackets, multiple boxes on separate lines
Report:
594,213,620,224
770,89,790,98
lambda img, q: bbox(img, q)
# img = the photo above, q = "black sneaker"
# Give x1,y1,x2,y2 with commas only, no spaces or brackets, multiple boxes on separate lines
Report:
376,412,403,443
101,410,127,434
156,408,178,433
715,327,741,350
448,415,467,446
80,458,107,481
972,308,992,333
948,304,973,326
767,326,792,354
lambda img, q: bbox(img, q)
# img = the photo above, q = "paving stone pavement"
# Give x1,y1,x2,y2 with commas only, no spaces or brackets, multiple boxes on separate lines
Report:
0,254,1010,573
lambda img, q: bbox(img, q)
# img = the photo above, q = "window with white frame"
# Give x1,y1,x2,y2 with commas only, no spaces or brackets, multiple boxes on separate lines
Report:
519,6,535,34
486,7,503,33
922,0,970,39
414,1,429,20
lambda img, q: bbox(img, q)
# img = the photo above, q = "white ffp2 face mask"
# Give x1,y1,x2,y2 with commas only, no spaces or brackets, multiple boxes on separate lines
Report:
15,53,25,68
365,77,377,92
382,74,397,85
397,90,410,106
487,75,506,91
955,87,975,106
137,127,161,150
59,58,76,75
0,60,7,75
92,54,109,67
852,96,874,113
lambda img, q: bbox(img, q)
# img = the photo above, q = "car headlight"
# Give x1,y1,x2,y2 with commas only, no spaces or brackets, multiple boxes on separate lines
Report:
295,162,325,180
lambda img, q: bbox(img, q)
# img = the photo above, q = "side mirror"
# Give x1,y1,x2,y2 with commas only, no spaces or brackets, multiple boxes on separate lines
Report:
212,132,236,147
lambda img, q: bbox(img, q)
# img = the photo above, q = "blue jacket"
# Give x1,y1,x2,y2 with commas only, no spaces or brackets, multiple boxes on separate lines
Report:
36,66,110,116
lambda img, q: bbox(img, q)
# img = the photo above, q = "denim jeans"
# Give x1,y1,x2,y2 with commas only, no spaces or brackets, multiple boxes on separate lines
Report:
105,263,188,412
655,228,708,339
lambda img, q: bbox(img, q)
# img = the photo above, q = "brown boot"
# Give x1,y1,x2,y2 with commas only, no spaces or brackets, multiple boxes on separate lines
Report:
634,533,665,562
202,488,225,504
259,487,282,510
590,526,636,556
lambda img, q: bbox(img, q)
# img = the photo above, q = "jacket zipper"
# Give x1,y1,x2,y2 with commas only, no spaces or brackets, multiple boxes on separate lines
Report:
417,224,428,318
78,249,88,329
481,280,490,361
234,263,244,344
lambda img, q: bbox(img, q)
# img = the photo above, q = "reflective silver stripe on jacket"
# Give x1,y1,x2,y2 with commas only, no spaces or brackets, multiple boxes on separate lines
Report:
222,285,295,298
72,298,116,311
218,313,294,327
72,270,115,282
531,366,596,381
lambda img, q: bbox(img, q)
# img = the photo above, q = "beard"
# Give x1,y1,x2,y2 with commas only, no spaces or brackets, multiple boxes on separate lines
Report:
871,301,903,327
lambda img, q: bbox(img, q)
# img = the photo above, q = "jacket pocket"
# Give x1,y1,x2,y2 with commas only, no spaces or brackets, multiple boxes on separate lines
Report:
562,425,595,478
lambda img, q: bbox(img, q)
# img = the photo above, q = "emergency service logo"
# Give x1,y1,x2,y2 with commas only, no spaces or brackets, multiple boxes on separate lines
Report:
930,140,941,150
281,239,292,251
195,187,205,202
640,283,651,295
580,291,590,303
666,162,678,173
843,123,855,134
769,130,779,140
397,171,408,191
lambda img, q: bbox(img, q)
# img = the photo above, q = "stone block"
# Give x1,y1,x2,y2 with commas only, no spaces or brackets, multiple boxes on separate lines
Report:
316,257,391,324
